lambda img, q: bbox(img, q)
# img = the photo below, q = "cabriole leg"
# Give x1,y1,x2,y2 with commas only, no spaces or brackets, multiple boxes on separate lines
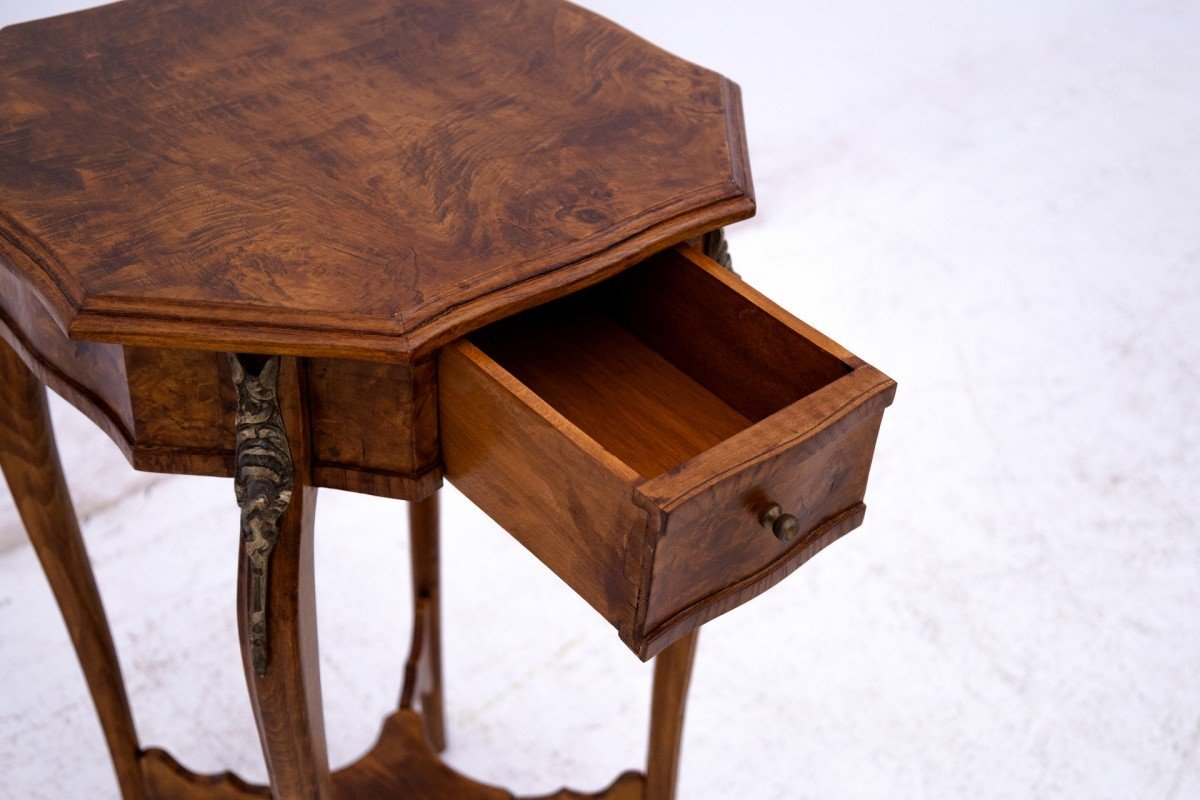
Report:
0,340,147,800
230,354,333,800
645,631,699,800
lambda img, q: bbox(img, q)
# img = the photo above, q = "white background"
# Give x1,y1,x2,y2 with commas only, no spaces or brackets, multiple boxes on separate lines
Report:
2,1,1199,798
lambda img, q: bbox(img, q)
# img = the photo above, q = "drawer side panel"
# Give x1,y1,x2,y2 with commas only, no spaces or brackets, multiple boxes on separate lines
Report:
439,341,647,631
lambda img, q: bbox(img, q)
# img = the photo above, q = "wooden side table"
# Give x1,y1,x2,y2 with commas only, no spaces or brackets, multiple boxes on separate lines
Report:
0,1,895,798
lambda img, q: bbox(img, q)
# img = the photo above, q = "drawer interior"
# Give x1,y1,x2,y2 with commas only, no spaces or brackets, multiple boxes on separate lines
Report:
467,247,852,480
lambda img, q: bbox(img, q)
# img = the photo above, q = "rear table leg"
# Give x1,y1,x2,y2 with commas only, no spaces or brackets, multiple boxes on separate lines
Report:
401,491,446,752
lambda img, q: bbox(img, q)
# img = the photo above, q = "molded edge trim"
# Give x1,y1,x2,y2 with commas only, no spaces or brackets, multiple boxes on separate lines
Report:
62,191,754,363
0,304,134,456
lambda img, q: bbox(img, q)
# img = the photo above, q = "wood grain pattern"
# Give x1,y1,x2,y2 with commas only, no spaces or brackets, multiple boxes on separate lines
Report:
0,0,753,362
439,339,649,631
645,632,698,800
334,711,510,800
124,345,235,477
599,247,851,421
140,710,646,800
308,356,441,500
440,245,896,660
401,493,446,753
474,303,751,479
237,357,333,799
0,291,440,499
0,266,134,452
141,749,269,800
0,339,146,800
628,394,891,658
639,503,868,660
0,2,894,790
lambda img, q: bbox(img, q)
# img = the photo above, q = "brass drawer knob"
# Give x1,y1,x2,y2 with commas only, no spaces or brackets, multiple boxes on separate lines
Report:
760,503,801,542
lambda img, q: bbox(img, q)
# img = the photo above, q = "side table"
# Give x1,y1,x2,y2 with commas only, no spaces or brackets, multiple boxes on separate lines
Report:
0,1,896,798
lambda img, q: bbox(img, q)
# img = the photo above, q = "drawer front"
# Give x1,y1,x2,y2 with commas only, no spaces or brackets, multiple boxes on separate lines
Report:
439,243,895,660
634,397,890,656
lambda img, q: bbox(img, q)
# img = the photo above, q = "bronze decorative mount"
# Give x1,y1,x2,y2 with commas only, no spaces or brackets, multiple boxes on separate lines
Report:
228,354,294,677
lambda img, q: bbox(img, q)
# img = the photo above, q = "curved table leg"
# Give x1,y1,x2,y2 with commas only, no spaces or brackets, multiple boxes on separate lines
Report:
231,355,333,800
0,340,147,800
645,630,699,800
403,491,446,752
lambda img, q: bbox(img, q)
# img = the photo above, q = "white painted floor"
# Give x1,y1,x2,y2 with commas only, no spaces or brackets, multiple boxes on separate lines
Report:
2,1,1199,798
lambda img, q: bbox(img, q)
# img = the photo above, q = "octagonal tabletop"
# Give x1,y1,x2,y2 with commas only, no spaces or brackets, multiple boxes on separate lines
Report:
0,0,753,362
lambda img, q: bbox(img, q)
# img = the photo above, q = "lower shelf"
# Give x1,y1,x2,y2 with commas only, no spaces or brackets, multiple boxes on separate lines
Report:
139,709,646,800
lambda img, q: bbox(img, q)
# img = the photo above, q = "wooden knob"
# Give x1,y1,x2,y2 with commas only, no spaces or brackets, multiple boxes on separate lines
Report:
759,503,801,542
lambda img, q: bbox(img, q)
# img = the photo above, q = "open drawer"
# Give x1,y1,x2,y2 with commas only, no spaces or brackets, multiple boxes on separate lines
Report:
439,244,895,660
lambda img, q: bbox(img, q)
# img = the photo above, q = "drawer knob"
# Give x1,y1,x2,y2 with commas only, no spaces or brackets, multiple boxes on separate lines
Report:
760,503,801,542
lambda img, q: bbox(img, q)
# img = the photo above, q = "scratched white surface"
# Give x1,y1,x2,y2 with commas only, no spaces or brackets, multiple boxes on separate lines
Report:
2,1,1199,798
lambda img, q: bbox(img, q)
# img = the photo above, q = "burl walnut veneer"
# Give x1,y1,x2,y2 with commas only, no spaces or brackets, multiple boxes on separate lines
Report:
0,1,895,798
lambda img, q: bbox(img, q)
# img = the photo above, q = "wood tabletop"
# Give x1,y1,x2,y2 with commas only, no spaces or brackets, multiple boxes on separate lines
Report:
0,0,754,362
